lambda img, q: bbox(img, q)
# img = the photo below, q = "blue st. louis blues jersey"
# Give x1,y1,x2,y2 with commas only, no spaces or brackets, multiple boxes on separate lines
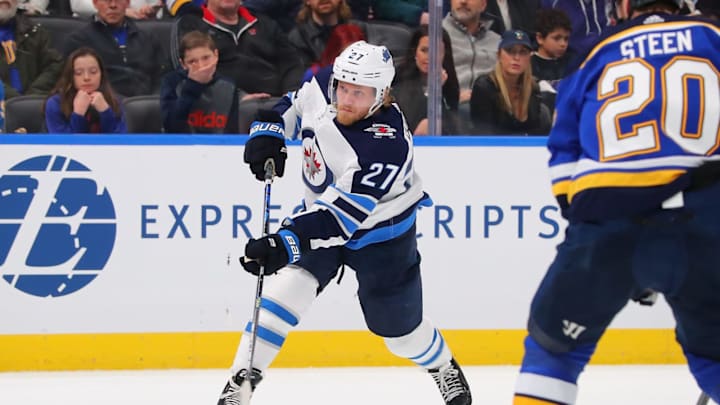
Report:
273,72,428,251
549,14,720,221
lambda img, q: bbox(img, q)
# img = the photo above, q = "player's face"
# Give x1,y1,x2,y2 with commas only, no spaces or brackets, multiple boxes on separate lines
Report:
499,45,532,78
334,81,375,126
537,28,569,59
181,46,219,72
73,55,102,93
92,0,129,26
415,35,445,75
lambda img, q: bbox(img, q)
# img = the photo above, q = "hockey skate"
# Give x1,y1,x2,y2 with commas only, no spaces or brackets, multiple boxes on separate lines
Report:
429,358,472,405
217,368,263,405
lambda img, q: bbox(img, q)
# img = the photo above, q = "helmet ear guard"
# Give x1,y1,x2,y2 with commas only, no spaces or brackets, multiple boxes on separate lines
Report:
331,40,395,118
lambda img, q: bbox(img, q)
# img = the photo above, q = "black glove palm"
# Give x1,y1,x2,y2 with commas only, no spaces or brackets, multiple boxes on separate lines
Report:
240,230,301,275
245,110,287,181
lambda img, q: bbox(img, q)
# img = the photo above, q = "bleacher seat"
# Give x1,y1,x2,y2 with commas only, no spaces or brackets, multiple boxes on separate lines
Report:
354,20,413,68
122,95,162,133
5,95,47,133
28,16,87,52
136,19,174,55
237,97,282,134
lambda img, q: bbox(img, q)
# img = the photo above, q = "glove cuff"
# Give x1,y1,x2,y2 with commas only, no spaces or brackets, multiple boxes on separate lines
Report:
277,229,301,264
249,121,284,140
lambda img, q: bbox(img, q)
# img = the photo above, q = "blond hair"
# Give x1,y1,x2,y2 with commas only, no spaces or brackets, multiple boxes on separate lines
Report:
297,1,352,23
490,57,534,122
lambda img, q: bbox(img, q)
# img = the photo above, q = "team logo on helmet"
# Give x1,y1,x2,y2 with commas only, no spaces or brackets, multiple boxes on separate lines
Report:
382,48,392,63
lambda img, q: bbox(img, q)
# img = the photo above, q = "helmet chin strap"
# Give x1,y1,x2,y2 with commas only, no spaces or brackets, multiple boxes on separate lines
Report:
363,87,388,119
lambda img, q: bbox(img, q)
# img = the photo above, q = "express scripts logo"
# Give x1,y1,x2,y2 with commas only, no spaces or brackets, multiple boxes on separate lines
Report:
0,155,116,297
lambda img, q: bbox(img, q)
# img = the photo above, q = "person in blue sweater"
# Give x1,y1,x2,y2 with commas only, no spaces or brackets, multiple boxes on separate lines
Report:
160,30,240,134
44,47,126,134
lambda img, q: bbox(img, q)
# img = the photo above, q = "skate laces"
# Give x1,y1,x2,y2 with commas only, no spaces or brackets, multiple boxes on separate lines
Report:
219,369,261,405
431,362,466,402
219,378,243,405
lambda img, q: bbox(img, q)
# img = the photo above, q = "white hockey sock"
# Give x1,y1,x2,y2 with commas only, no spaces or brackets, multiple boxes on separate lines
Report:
514,372,578,404
230,266,318,375
384,318,452,370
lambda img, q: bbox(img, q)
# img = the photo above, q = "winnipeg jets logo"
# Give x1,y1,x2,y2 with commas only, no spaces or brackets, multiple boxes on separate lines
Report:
303,147,322,179
364,124,397,139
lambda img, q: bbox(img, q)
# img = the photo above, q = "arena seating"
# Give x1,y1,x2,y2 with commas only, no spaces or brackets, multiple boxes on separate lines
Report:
5,95,47,133
122,95,162,133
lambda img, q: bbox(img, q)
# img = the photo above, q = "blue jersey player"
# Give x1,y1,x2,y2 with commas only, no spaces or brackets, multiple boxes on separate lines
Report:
218,41,473,405
513,0,720,404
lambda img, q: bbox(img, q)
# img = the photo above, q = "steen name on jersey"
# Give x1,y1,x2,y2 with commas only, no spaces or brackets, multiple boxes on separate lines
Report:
620,28,692,59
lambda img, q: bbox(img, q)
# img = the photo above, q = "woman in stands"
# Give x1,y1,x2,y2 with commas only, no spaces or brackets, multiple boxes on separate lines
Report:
469,30,551,136
44,47,127,134
393,24,462,135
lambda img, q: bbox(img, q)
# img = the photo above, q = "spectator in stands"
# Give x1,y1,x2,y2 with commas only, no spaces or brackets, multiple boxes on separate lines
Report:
45,47,126,133
394,25,462,135
289,0,352,69
484,0,539,35
71,0,165,19
47,0,73,15
63,0,168,97
169,0,305,97
532,8,571,82
161,31,239,134
0,0,62,99
243,0,302,32
540,0,614,53
372,0,450,27
532,8,571,116
302,22,365,83
442,0,501,104
469,30,550,135
696,0,719,19
18,0,48,14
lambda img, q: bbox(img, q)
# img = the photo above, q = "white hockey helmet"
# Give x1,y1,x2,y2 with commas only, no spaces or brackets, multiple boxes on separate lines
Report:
331,40,395,117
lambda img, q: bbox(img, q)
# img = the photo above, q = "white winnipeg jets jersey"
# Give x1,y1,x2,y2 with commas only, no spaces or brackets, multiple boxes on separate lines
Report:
275,75,429,251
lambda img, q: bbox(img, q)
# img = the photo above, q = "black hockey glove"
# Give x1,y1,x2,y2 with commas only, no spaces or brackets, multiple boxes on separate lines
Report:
240,229,302,275
688,160,720,191
244,109,287,181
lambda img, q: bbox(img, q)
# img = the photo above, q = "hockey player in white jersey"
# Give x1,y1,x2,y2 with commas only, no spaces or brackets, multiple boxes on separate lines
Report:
217,41,473,405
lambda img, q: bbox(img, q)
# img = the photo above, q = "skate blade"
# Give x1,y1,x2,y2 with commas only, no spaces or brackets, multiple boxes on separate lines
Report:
238,380,253,404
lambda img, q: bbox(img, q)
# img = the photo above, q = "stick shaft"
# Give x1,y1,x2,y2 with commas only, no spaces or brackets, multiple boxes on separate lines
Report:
245,159,275,381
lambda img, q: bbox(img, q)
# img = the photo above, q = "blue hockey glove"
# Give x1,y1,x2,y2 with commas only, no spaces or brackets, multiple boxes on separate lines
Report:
240,229,302,275
244,109,287,181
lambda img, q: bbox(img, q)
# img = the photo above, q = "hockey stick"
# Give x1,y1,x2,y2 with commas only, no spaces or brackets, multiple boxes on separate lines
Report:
238,159,275,404
697,392,710,405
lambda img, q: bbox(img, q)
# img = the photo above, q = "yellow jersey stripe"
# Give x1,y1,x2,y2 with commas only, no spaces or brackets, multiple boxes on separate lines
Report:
513,395,562,405
567,169,686,202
